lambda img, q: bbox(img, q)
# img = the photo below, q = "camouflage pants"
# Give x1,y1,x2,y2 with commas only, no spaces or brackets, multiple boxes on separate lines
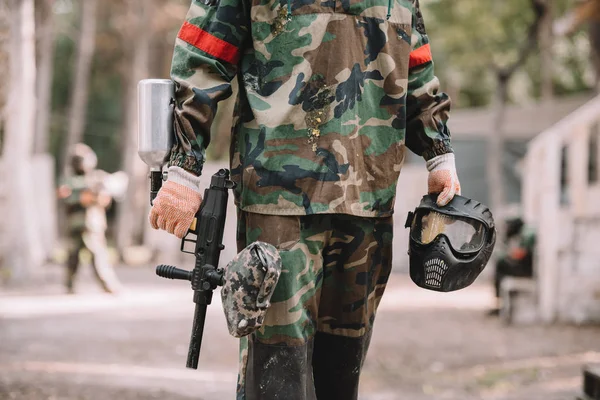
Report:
235,211,394,400
66,230,122,294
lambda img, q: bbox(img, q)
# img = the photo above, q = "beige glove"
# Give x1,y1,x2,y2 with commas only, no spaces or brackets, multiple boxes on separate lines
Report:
149,166,203,238
426,153,461,207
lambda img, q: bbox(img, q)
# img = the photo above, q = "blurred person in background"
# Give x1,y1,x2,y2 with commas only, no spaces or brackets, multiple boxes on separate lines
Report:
149,0,460,398
488,215,536,316
57,143,122,294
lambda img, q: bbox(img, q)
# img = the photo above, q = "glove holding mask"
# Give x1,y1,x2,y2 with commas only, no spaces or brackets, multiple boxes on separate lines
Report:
149,166,203,239
426,153,461,206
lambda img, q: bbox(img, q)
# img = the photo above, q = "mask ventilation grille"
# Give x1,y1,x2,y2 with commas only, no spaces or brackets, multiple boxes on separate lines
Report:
424,258,448,288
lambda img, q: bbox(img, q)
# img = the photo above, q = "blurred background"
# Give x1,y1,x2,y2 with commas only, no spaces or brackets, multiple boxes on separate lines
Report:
2,0,600,399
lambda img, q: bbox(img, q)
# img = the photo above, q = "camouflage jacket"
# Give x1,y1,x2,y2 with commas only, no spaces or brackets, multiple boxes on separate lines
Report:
169,0,452,217
60,172,108,233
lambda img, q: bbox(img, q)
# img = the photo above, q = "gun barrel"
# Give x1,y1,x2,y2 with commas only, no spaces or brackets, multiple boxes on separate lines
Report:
186,303,208,369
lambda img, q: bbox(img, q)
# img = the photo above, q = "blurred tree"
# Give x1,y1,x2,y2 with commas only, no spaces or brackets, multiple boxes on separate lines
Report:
554,0,600,87
82,0,126,174
486,0,549,238
424,0,584,108
34,0,56,154
2,0,44,281
539,0,555,100
0,1,9,127
115,0,154,251
61,0,98,175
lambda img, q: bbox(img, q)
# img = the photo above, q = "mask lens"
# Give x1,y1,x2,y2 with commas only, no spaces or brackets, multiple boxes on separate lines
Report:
411,210,486,251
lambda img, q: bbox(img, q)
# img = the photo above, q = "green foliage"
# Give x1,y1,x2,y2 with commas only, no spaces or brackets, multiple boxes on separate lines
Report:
423,0,594,108
45,1,191,172
49,26,76,172
48,3,132,173
85,70,123,172
84,3,126,173
50,21,123,173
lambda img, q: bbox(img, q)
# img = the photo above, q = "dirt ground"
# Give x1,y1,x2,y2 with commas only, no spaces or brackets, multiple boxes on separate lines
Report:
1,263,599,400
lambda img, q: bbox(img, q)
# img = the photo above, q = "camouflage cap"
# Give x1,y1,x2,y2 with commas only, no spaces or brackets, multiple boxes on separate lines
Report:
220,241,282,338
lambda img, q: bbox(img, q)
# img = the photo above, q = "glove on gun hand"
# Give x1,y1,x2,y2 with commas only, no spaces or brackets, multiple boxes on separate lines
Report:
149,166,203,238
426,153,461,207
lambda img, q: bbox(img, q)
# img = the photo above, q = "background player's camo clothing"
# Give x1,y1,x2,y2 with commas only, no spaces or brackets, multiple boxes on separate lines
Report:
62,172,109,233
493,224,536,300
66,231,121,294
235,211,393,400
169,0,452,217
61,172,121,294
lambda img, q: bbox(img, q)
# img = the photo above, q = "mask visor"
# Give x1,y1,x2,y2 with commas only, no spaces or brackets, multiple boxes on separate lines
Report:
410,210,486,252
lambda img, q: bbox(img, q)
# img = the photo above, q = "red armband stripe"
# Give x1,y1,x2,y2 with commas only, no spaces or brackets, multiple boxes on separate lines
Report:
409,43,432,69
178,21,240,64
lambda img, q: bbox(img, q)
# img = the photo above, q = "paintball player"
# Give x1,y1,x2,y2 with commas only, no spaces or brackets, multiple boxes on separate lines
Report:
57,143,122,294
489,216,536,316
150,0,460,398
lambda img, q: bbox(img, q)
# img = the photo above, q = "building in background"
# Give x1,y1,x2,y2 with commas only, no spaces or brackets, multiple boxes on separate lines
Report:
404,93,596,207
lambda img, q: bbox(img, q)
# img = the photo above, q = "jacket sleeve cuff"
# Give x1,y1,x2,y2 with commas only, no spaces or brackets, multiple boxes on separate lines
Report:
168,152,204,176
422,139,453,161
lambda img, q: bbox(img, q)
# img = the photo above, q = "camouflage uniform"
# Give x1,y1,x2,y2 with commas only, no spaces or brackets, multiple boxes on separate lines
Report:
234,212,393,399
169,0,451,397
61,166,122,294
493,221,536,300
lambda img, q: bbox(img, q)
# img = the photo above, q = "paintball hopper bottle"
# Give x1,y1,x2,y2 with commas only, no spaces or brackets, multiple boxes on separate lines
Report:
137,79,174,204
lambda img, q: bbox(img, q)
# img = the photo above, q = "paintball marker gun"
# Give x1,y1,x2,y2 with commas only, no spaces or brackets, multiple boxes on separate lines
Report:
137,79,235,369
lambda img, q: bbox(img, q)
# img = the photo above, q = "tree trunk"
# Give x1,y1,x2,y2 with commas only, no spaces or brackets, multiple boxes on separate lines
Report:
486,0,548,239
0,0,10,120
538,0,554,101
115,0,153,252
590,22,600,90
487,76,509,237
553,0,600,89
61,0,98,175
34,0,56,154
2,0,42,283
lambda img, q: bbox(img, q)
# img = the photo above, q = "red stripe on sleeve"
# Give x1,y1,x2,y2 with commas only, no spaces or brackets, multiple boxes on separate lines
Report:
409,43,432,69
177,21,240,64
